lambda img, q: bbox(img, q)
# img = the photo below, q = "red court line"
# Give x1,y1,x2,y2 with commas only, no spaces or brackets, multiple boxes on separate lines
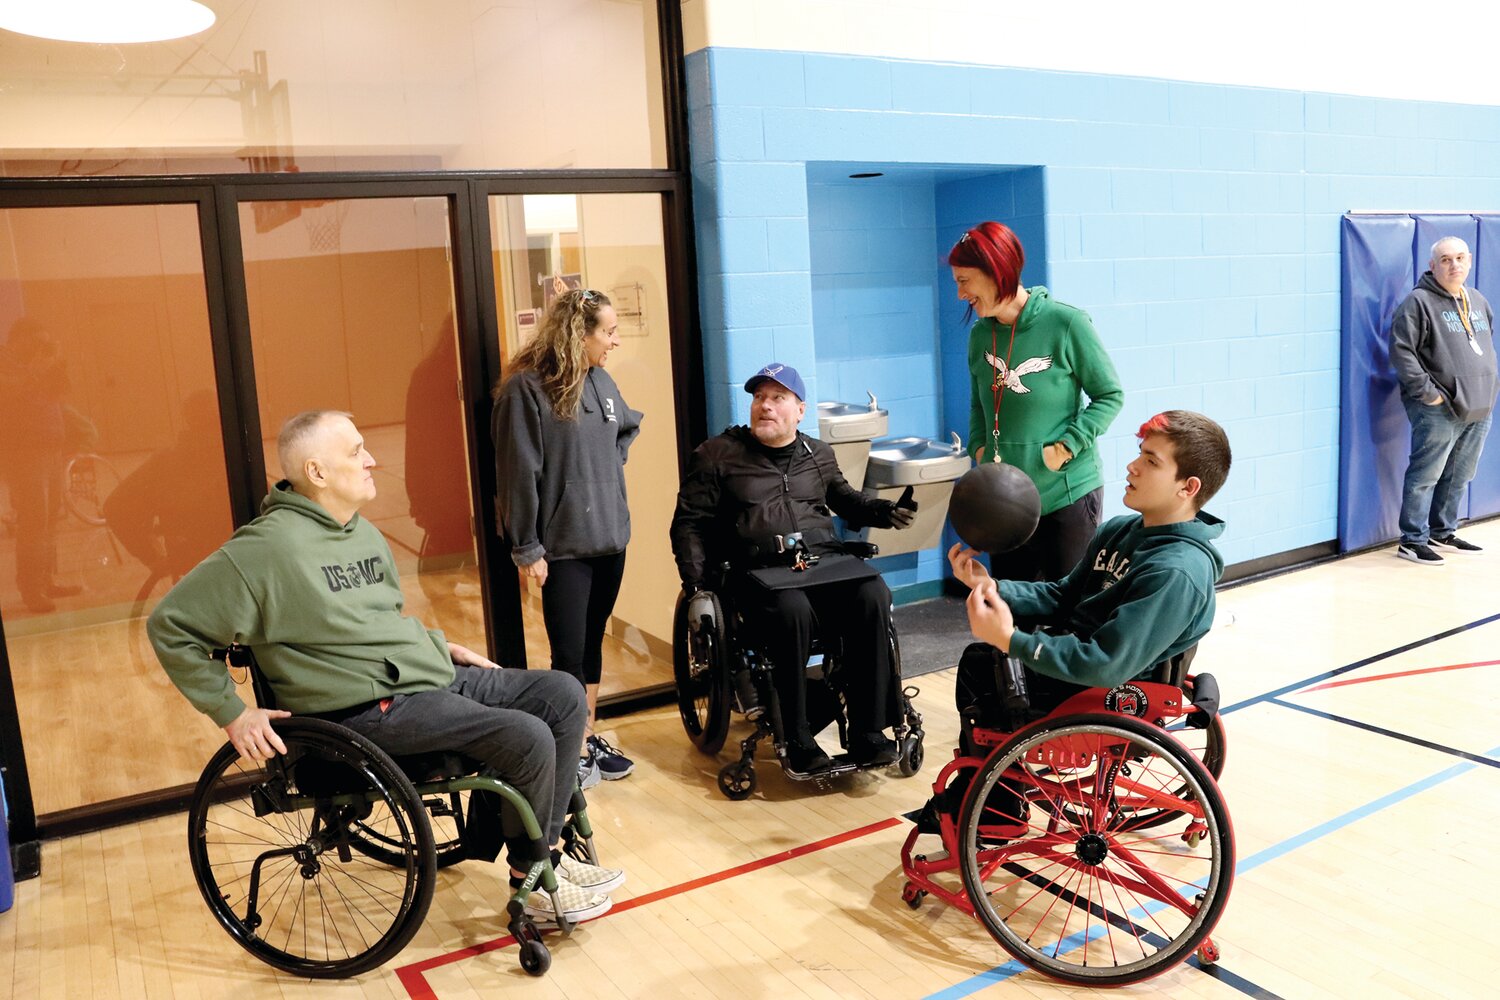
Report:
1300,657,1500,693
395,815,904,999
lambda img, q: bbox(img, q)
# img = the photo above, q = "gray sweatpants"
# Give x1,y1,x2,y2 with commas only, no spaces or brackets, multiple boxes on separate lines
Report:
338,666,586,864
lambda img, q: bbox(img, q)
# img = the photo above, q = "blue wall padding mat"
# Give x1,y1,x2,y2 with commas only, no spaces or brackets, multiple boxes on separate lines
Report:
1340,213,1500,553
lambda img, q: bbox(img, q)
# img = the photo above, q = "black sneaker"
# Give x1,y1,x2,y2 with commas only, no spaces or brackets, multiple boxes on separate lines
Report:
1397,543,1445,566
848,734,900,767
786,740,833,774
1431,534,1483,552
586,734,635,781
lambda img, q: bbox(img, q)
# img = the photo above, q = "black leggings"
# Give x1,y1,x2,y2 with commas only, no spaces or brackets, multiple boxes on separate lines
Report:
989,487,1102,583
540,550,627,686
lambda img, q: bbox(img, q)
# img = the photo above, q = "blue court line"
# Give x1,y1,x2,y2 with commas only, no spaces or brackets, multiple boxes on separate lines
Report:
920,741,1500,999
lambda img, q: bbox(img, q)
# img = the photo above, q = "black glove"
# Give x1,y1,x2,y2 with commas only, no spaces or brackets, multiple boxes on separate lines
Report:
888,485,918,529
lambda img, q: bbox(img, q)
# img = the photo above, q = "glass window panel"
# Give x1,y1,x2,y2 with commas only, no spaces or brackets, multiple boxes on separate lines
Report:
0,202,239,815
0,0,665,176
239,195,485,651
489,192,679,698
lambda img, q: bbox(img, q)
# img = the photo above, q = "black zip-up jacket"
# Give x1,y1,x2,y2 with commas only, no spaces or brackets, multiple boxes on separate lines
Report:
670,426,903,586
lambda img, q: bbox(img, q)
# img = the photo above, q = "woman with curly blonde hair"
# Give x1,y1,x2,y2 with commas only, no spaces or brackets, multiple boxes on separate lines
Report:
492,288,643,785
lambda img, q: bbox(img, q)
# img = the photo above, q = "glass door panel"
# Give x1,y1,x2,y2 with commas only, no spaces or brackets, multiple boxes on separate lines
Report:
1,202,239,815
488,192,680,698
238,196,485,650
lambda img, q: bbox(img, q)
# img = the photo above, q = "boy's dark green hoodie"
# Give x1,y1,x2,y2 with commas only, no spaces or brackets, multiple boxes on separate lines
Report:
148,482,453,727
998,511,1225,688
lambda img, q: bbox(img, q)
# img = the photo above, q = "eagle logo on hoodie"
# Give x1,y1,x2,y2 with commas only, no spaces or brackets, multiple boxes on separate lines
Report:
986,352,1053,392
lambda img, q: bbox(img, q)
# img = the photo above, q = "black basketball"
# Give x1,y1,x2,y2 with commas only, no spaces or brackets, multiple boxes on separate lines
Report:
948,462,1041,554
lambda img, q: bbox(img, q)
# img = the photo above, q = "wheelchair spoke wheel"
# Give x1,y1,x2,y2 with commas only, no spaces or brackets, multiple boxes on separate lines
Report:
188,718,436,979
673,590,730,754
351,787,468,869
958,715,1233,987
1120,709,1226,831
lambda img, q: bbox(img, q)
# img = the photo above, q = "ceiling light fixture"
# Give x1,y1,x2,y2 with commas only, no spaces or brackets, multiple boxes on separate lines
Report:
0,0,216,44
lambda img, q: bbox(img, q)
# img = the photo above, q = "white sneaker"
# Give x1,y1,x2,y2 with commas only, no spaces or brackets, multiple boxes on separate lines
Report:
523,873,613,924
556,854,626,894
577,755,601,790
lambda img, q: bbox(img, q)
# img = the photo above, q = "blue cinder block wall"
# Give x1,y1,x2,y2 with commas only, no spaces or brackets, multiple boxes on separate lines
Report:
688,46,1500,581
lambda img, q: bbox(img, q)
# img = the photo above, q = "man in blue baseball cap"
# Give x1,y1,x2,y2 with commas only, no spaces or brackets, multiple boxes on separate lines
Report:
670,362,917,773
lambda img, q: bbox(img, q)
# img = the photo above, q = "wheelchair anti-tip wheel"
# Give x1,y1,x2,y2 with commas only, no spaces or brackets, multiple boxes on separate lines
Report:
717,760,756,800
673,589,731,754
187,718,437,979
957,714,1233,987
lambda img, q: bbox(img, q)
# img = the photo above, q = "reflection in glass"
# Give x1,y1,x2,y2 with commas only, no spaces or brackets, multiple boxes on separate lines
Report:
489,192,680,699
238,196,484,649
0,0,665,176
1,203,239,815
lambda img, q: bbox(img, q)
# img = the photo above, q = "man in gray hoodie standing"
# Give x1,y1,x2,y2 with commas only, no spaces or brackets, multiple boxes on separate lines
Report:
1389,236,1498,565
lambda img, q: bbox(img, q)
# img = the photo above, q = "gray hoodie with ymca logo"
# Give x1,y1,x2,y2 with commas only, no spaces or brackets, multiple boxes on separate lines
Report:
1389,270,1499,422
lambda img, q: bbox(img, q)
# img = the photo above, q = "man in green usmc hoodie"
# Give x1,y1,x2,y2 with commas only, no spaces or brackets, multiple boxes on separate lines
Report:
950,409,1231,710
148,410,624,924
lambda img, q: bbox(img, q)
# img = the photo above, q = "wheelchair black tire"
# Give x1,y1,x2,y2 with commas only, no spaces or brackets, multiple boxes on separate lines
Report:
672,589,731,754
187,718,437,979
957,714,1233,987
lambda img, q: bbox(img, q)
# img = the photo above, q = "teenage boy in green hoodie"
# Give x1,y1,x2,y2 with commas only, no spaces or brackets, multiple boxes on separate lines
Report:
148,410,623,924
950,409,1231,716
909,410,1230,834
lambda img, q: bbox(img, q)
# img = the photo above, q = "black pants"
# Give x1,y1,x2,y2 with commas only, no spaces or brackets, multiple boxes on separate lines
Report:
736,575,897,746
989,487,1102,583
338,666,587,864
540,550,627,686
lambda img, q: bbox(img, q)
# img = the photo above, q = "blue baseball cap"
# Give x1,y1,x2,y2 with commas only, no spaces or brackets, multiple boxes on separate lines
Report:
743,362,806,401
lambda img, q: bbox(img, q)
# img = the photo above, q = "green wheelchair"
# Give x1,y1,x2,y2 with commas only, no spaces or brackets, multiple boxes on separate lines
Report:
186,644,600,979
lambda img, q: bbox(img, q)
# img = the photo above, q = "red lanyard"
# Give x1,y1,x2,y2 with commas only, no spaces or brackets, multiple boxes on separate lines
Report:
990,319,1018,463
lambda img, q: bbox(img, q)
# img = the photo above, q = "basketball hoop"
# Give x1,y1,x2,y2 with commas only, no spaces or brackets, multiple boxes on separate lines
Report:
302,200,350,254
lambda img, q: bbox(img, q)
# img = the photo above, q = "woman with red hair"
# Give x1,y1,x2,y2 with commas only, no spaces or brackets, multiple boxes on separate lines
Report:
949,221,1124,581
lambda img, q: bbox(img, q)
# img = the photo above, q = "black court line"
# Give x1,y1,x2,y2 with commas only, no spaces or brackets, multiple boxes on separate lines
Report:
1267,697,1500,770
1002,865,1286,999
1220,610,1500,716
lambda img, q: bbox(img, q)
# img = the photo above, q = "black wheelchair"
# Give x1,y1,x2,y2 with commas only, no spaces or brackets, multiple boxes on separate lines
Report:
899,644,1231,986
186,645,601,979
671,540,926,800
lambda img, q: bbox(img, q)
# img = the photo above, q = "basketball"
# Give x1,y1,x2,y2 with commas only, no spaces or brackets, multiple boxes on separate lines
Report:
947,462,1041,554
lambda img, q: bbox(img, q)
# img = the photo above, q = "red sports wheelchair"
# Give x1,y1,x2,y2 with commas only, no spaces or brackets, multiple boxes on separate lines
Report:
899,646,1231,987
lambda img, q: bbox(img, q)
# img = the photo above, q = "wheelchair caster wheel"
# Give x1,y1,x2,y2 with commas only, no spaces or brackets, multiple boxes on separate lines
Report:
897,734,924,777
901,882,926,909
519,939,551,976
1196,937,1220,966
717,761,756,800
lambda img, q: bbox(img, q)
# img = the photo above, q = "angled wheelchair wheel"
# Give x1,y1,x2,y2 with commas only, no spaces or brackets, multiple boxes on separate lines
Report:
187,718,437,979
957,715,1233,987
673,589,730,754
351,787,469,870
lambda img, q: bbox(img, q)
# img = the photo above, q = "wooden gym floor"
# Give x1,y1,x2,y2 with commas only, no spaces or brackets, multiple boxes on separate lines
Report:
4,521,1498,999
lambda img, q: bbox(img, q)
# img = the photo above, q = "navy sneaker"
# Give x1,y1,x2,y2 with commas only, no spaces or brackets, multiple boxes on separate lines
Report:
586,734,635,781
1430,534,1482,552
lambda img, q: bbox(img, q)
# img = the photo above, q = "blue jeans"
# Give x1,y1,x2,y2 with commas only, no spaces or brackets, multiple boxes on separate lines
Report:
1399,399,1493,544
